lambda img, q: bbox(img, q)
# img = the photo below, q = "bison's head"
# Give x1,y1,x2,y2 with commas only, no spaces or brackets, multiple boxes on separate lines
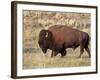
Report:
38,29,52,53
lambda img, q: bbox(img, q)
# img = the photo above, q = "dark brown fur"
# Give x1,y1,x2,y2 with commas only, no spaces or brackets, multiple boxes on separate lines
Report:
38,25,90,58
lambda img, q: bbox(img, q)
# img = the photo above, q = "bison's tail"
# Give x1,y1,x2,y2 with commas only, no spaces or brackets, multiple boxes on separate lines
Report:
86,35,90,48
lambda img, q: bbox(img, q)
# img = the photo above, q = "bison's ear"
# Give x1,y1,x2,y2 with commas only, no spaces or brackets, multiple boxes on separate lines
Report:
45,31,49,38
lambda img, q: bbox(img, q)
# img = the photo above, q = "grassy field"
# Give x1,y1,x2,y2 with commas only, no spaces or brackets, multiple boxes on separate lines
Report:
23,52,90,69
23,47,91,69
23,10,91,69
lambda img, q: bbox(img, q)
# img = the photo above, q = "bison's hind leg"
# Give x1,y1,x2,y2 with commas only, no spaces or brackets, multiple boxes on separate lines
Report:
78,44,84,58
85,46,91,58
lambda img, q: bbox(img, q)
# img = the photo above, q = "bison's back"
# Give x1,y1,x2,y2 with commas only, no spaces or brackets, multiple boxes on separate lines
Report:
48,25,80,41
48,25,87,47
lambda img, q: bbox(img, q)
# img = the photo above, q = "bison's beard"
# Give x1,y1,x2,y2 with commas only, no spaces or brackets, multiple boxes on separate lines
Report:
41,48,47,53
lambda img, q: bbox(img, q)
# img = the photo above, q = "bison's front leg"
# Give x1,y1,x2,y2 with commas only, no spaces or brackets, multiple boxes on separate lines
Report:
61,50,67,57
78,44,84,58
51,51,58,57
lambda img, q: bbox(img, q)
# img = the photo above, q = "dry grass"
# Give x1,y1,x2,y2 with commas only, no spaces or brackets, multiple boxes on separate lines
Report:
23,10,91,69
23,47,91,69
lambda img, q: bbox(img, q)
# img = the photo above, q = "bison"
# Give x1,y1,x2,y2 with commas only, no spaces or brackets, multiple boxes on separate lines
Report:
38,25,90,58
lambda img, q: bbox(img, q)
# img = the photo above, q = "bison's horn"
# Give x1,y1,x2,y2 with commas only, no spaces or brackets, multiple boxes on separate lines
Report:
45,32,48,37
